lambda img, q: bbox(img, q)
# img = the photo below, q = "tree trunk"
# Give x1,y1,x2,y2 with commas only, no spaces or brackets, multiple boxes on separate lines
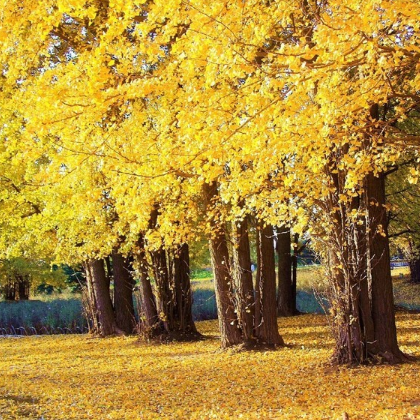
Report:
83,262,99,333
112,251,136,334
255,222,284,346
150,246,171,332
173,243,198,335
325,169,372,364
328,167,405,364
104,256,112,289
148,206,173,333
85,258,120,336
204,182,243,348
276,225,295,316
135,235,162,337
326,104,407,364
232,218,255,342
367,171,405,362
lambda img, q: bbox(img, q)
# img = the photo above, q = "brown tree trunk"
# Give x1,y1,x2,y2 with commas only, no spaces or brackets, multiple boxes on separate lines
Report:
232,218,255,342
276,226,295,316
85,258,120,336
291,254,297,309
204,182,243,348
148,207,173,333
327,167,377,364
328,163,404,364
112,251,136,335
135,235,162,337
367,171,405,362
255,222,284,346
150,245,171,332
173,243,198,335
12,275,30,301
104,256,112,289
83,262,99,333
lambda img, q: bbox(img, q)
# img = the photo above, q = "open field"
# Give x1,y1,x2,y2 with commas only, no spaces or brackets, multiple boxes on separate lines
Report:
1,312,420,420
1,266,419,333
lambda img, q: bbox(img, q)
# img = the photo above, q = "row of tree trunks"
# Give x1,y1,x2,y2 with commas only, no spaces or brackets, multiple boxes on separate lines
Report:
3,274,30,301
204,181,285,348
84,235,197,339
83,251,137,336
145,207,198,339
148,244,198,337
82,173,403,362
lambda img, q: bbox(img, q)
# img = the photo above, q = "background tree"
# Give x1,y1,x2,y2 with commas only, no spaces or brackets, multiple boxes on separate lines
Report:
0,258,66,301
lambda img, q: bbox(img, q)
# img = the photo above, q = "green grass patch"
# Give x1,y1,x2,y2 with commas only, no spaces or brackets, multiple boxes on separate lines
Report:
191,268,213,281
192,279,217,320
0,298,86,334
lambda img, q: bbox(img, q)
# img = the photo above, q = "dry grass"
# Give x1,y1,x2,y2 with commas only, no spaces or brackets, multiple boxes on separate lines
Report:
390,266,420,310
0,313,419,419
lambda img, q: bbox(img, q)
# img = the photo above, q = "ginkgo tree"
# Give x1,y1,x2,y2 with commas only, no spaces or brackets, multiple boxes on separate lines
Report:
1,0,420,364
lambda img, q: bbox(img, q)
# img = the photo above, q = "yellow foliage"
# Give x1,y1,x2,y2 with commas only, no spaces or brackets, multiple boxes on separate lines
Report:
1,0,420,263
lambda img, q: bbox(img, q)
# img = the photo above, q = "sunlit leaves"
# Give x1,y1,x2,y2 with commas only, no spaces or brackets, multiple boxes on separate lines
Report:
1,0,420,265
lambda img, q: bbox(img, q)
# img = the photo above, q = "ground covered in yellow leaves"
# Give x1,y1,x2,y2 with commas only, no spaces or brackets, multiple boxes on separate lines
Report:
1,313,419,420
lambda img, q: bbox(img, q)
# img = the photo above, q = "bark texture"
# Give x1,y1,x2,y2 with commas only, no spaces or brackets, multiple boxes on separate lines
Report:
204,182,243,348
112,251,136,334
255,222,284,346
276,226,295,316
328,166,405,364
409,245,420,283
232,218,255,341
3,275,30,301
171,243,197,334
147,207,198,337
84,258,121,336
135,234,162,337
367,172,404,363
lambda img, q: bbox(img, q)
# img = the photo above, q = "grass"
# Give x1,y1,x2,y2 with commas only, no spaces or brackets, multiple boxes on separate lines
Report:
0,313,419,419
387,266,420,310
0,297,86,334
1,266,419,332
191,279,217,320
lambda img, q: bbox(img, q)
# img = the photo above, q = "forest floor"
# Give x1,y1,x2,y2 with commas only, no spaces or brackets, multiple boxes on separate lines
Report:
1,312,419,420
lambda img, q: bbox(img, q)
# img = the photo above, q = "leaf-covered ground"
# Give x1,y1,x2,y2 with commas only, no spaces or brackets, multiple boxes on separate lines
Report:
0,313,419,420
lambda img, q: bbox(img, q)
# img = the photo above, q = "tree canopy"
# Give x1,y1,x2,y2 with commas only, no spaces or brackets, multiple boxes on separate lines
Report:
1,0,420,362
